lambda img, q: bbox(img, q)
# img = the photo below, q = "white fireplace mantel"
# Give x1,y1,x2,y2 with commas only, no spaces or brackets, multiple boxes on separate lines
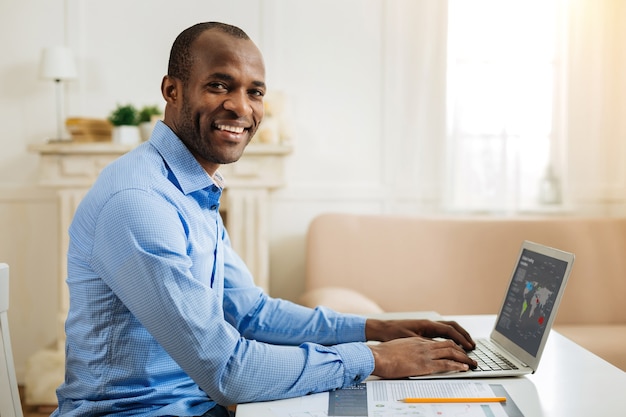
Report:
25,140,291,405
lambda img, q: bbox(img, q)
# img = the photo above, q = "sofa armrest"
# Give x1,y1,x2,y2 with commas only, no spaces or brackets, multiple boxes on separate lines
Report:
298,286,384,315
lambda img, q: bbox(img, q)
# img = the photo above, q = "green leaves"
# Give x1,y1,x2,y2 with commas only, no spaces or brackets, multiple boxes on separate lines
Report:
108,104,139,126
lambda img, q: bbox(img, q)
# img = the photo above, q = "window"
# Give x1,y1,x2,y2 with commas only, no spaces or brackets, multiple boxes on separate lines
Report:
445,0,565,212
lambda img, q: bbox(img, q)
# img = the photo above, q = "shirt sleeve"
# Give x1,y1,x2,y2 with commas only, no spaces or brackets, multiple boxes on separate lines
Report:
219,227,370,346
90,189,375,405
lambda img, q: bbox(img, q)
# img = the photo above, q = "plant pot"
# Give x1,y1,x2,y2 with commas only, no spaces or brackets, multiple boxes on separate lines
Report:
140,120,159,141
112,125,141,145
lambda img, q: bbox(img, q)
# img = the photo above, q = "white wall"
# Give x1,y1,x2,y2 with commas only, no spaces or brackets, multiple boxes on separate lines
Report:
1,0,412,382
1,0,625,382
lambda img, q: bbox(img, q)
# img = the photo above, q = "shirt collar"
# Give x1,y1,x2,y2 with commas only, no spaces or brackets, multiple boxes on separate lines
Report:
148,121,226,194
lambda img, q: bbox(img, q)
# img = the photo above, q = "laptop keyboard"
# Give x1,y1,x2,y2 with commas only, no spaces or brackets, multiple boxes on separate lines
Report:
467,339,519,372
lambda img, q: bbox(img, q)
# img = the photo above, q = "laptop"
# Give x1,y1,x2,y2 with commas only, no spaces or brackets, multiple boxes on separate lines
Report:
412,240,575,379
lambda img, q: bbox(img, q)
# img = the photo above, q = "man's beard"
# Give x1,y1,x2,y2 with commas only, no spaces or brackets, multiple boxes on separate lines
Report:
176,99,251,166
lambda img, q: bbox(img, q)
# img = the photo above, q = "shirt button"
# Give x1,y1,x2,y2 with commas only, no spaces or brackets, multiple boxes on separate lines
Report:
354,375,361,381
210,205,218,211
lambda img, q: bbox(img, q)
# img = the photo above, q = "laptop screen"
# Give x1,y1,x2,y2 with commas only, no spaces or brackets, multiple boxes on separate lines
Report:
494,247,569,357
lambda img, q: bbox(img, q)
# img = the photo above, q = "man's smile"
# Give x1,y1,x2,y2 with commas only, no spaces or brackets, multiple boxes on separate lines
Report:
215,123,246,134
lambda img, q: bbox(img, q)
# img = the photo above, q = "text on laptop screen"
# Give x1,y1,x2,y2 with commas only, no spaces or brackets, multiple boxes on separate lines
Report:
494,248,569,357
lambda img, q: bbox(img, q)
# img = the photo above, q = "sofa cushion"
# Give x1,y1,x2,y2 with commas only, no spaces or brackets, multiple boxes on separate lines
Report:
298,286,384,315
554,324,626,372
304,214,626,325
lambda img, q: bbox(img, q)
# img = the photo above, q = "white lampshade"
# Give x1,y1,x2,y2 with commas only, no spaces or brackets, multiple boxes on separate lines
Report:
39,46,77,81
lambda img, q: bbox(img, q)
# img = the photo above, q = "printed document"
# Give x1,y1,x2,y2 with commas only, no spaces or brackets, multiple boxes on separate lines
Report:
269,380,523,417
366,380,514,417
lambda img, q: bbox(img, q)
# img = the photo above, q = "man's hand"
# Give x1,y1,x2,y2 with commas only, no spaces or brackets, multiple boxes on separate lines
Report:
365,319,476,350
368,336,477,378
364,319,477,378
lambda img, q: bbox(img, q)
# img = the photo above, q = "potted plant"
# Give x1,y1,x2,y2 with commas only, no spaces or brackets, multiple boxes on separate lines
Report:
108,104,141,145
138,105,162,141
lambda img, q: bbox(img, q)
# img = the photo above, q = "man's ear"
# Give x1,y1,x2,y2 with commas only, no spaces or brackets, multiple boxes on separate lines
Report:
161,75,180,105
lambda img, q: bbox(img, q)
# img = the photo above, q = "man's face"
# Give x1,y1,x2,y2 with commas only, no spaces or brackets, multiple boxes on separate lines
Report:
164,30,266,175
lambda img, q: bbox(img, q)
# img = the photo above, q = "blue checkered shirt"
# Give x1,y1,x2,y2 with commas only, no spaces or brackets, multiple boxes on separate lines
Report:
52,121,373,416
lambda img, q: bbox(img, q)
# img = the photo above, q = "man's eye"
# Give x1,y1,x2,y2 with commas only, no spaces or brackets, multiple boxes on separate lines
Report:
208,83,227,90
250,89,265,97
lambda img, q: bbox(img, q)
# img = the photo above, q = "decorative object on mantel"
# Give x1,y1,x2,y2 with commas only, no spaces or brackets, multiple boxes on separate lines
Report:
39,46,78,142
108,103,141,145
254,91,292,145
65,117,112,142
138,105,163,141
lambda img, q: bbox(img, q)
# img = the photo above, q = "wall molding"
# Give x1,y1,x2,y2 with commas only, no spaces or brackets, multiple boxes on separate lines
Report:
0,185,57,203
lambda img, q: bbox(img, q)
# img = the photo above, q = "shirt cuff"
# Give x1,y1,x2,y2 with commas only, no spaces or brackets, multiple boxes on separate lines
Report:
333,342,375,387
334,312,368,343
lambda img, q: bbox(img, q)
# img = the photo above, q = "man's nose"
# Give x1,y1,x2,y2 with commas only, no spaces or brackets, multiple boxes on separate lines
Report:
223,91,252,117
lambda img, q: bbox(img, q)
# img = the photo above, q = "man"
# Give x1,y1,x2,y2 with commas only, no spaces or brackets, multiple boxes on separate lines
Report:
52,22,476,417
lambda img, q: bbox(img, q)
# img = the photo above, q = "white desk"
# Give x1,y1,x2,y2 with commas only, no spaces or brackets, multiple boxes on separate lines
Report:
236,314,626,417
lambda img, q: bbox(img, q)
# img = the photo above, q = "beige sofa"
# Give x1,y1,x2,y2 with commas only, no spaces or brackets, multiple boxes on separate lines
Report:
299,213,626,372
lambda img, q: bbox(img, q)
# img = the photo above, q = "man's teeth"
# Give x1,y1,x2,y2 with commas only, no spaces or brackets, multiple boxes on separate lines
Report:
216,124,245,134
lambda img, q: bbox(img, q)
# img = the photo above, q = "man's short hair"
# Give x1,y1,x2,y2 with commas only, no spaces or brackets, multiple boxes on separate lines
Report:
168,22,250,84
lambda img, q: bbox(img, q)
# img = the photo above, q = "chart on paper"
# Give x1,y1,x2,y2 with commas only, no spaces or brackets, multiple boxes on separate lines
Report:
325,380,523,417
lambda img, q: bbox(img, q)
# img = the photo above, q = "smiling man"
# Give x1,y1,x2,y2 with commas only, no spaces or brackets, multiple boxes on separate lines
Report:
163,24,265,175
52,22,476,417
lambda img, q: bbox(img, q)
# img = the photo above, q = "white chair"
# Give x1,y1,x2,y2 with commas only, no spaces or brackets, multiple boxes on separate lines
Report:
0,263,23,417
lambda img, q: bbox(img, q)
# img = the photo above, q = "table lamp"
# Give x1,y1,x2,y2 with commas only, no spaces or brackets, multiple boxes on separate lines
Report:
40,46,77,141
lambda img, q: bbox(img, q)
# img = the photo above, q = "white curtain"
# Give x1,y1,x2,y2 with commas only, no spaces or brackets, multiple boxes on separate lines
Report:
386,0,626,215
564,0,626,215
444,0,564,213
